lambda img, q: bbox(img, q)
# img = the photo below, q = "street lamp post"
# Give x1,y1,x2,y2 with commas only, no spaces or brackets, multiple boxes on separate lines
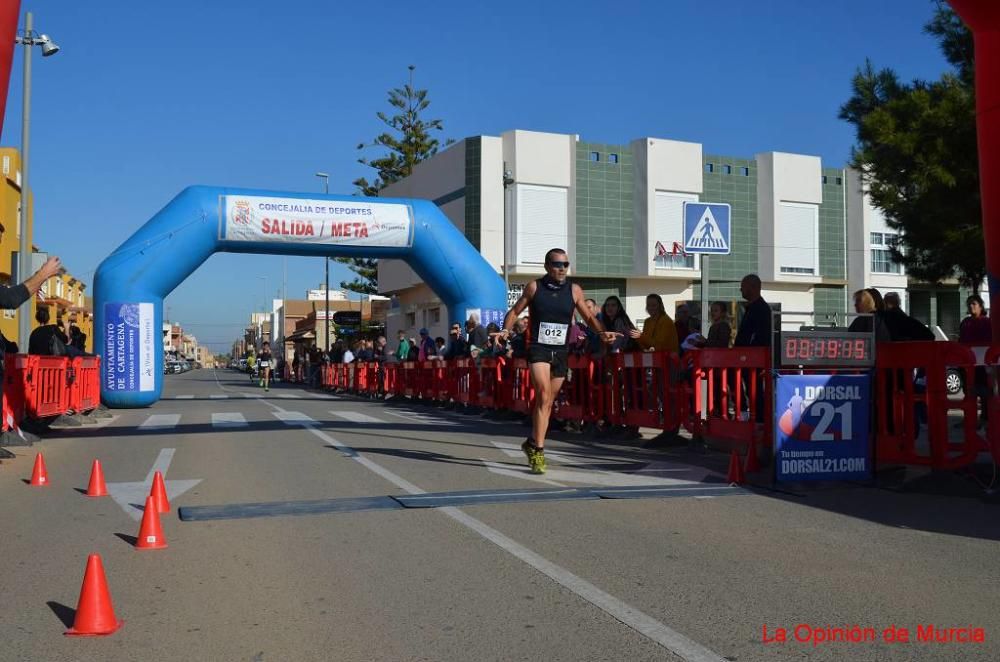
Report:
316,172,330,353
15,12,59,345
502,163,515,305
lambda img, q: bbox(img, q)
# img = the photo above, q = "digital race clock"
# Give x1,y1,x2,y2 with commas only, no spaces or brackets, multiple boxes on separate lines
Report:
779,331,874,367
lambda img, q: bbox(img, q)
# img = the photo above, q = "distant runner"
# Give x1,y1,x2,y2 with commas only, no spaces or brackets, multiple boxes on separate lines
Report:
499,248,616,473
258,341,273,391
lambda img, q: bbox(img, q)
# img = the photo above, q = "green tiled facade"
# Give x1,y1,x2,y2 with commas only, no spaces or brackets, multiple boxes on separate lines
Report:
463,137,482,250
813,285,848,324
819,168,846,280
573,277,626,308
701,155,758,284
575,142,634,276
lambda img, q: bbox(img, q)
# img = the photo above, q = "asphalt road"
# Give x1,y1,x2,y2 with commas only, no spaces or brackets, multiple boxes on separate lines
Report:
1,369,998,662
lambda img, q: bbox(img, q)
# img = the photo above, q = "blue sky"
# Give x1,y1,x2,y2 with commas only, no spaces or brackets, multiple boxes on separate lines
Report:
2,0,952,351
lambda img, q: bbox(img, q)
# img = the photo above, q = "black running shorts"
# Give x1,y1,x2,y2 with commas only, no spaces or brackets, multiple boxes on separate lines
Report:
527,345,569,378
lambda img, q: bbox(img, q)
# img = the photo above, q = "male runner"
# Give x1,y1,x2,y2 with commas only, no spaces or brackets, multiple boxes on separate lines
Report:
498,248,616,473
258,341,273,391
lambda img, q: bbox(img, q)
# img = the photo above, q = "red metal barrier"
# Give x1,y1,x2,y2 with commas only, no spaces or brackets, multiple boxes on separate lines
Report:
689,347,772,449
69,356,100,413
2,354,30,431
22,355,72,418
554,355,603,424
982,346,999,466
875,341,986,470
613,351,682,430
450,358,478,406
476,358,504,409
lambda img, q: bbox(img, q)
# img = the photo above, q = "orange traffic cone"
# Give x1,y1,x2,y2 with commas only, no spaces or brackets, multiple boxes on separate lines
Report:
29,453,49,486
150,471,170,514
65,554,123,636
744,441,761,473
727,449,745,485
135,495,167,550
85,460,108,497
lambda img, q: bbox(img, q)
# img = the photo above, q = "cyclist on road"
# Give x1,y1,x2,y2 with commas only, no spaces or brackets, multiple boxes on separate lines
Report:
258,341,273,391
499,248,616,474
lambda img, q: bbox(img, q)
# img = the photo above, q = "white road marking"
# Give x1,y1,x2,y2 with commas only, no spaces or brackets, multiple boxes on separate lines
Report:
386,410,459,426
139,414,181,430
277,409,723,661
482,459,694,487
145,448,175,483
106,448,202,521
273,411,315,424
276,393,301,399
329,411,384,424
212,413,248,428
210,394,228,400
175,395,194,400
238,382,726,661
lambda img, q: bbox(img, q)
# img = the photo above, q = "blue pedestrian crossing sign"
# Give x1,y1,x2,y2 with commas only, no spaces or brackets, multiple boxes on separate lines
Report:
683,202,731,255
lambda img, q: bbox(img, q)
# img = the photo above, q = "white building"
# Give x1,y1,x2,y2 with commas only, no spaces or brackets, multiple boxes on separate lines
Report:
379,129,986,340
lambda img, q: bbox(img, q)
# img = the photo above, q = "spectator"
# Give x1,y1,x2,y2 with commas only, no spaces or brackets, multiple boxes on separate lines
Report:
866,287,886,313
705,302,732,348
407,337,420,361
734,274,772,348
434,336,446,354
442,322,469,359
734,274,771,422
848,289,891,341
342,342,355,364
395,330,411,362
508,317,528,359
68,319,87,352
357,339,375,362
960,293,991,428
674,304,692,344
599,296,636,354
882,292,934,341
680,319,705,353
373,336,388,362
417,328,437,361
29,306,77,356
628,294,678,353
466,314,489,350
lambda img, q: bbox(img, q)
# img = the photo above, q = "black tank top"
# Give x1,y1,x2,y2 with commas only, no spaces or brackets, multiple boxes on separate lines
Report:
529,276,575,348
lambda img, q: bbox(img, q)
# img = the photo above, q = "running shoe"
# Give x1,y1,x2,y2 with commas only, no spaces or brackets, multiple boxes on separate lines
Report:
521,438,537,462
529,450,547,474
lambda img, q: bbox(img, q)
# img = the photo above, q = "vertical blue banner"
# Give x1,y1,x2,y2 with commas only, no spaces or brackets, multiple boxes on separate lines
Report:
104,302,156,393
774,373,872,481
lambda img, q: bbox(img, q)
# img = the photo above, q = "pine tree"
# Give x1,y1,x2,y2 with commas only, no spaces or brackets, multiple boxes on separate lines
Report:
338,66,452,294
840,3,983,291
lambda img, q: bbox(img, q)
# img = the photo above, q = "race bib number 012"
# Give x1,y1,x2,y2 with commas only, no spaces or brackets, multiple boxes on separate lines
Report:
538,322,568,346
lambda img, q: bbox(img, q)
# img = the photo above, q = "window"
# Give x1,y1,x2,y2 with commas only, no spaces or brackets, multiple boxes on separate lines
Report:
704,163,714,173
653,191,698,270
515,184,569,265
56,280,64,298
739,166,749,176
427,307,441,325
405,312,416,329
822,175,828,184
870,232,902,274
589,152,600,162
776,202,818,275
835,177,842,185
608,153,619,164
722,165,732,175
78,292,84,306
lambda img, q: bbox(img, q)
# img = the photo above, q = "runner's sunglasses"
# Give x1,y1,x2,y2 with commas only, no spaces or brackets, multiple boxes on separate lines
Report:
546,260,570,269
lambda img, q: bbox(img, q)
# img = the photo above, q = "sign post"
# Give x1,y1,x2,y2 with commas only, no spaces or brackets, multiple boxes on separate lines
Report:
683,202,731,333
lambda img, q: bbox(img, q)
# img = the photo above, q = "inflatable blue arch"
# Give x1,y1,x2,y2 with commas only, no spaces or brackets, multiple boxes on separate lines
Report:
94,186,506,408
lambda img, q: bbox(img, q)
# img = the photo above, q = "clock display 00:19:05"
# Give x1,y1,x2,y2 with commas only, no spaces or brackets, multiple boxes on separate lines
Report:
781,336,872,363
